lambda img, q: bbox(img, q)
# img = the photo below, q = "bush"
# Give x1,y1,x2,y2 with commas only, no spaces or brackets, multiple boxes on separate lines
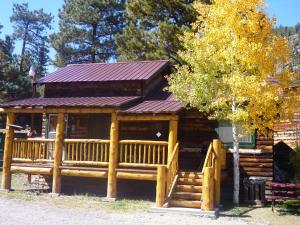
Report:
290,146,300,183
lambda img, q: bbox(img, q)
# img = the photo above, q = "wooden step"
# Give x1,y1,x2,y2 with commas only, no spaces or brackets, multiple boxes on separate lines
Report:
170,199,202,208
176,184,202,193
173,191,202,200
178,171,203,179
177,178,202,185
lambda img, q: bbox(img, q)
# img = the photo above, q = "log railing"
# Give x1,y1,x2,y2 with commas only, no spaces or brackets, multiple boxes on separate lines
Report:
12,138,55,163
118,140,168,168
201,139,222,211
63,139,110,166
166,142,179,194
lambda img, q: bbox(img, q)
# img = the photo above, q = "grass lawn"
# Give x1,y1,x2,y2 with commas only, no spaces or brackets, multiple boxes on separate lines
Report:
0,172,152,212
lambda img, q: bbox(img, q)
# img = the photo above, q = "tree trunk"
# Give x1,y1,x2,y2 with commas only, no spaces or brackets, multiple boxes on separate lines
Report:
91,24,97,63
232,100,240,205
19,22,29,73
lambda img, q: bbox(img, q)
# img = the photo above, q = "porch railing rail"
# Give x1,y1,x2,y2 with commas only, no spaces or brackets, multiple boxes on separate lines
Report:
166,142,179,196
118,140,168,168
12,138,55,163
63,139,110,166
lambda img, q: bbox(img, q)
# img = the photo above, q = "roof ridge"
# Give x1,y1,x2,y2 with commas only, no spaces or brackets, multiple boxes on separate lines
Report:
66,60,169,67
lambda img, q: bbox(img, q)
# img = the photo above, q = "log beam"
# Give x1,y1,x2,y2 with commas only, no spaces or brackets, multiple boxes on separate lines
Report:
167,120,178,164
107,112,119,199
1,113,16,190
117,115,179,121
52,113,65,194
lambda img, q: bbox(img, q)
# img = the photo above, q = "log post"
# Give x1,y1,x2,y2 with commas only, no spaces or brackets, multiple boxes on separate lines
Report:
167,119,178,164
156,165,166,207
52,113,65,194
201,167,214,211
107,112,119,199
213,139,221,206
1,113,16,190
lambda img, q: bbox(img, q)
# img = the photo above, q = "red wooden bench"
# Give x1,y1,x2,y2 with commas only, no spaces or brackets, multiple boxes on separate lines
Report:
266,182,300,211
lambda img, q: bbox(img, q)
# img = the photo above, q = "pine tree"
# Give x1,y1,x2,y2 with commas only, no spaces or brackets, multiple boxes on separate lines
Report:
0,26,31,102
116,0,210,65
10,3,53,75
51,0,126,66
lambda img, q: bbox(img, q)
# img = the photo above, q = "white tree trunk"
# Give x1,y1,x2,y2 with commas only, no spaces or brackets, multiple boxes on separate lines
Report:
232,100,240,205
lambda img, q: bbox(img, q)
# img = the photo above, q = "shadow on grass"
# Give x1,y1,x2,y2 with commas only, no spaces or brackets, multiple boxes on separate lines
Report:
275,201,300,216
219,200,262,218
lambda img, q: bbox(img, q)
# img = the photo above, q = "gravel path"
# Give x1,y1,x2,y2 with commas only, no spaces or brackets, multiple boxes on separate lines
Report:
0,197,267,225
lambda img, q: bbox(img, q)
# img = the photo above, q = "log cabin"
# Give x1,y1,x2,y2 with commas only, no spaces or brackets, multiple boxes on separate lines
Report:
0,60,274,210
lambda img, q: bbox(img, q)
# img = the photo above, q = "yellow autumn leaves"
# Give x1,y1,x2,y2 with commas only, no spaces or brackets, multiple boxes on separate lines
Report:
167,0,298,135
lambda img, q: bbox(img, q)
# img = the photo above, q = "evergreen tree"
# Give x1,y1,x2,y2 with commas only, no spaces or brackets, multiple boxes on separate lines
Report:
51,0,126,66
116,0,210,65
0,26,31,102
10,3,53,76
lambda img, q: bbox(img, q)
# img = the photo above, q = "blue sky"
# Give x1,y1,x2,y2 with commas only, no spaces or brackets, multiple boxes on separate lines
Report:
0,0,299,71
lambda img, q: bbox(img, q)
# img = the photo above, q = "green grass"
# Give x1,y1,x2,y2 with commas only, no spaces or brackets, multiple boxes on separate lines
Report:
0,172,152,212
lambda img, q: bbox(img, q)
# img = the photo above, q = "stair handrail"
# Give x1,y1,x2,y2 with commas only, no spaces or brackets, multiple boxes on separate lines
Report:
167,142,179,169
166,142,180,201
201,143,215,173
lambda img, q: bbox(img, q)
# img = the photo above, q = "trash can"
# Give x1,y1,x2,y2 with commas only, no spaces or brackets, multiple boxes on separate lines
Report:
243,176,266,206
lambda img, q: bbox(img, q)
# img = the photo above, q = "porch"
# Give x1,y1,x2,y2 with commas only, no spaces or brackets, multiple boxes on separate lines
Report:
1,107,224,211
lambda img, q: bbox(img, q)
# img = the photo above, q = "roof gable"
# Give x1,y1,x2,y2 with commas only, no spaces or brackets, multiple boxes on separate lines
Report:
39,60,170,84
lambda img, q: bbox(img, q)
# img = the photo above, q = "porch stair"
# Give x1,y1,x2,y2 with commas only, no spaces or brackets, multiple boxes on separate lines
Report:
169,171,203,208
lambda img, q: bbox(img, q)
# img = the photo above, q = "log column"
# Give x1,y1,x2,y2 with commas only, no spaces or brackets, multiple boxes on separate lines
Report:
156,165,166,207
107,112,119,199
201,167,214,211
52,113,65,194
213,139,221,206
1,113,16,190
167,119,178,164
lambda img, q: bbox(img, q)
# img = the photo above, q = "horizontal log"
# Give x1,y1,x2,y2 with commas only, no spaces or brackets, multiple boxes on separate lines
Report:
64,139,110,143
242,171,273,176
239,154,273,158
116,172,157,181
11,163,53,168
256,145,273,150
119,140,168,145
12,158,54,163
59,165,108,171
0,107,115,114
240,162,273,168
116,168,156,174
239,158,273,163
10,166,52,175
118,163,164,168
117,115,179,121
270,182,300,189
61,169,108,178
63,161,109,166
242,167,273,172
14,138,55,142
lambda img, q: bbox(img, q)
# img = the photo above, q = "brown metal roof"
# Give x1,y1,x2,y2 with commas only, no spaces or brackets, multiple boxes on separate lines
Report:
121,100,182,114
39,60,170,83
0,96,140,108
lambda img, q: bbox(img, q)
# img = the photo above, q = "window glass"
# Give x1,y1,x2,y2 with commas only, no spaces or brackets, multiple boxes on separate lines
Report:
216,121,254,145
48,114,57,133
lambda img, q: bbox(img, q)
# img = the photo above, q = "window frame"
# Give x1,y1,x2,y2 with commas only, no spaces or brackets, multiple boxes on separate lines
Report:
216,121,256,148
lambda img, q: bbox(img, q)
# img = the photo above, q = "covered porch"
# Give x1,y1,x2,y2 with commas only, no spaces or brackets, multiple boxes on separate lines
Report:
0,99,224,211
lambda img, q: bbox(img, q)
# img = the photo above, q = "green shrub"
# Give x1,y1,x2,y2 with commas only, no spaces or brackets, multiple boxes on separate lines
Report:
290,146,300,183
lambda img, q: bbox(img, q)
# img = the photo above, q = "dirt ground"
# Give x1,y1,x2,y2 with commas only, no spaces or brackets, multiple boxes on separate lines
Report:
0,174,299,225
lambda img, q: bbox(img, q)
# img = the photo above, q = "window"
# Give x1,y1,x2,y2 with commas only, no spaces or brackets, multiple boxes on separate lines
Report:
216,121,255,147
48,114,57,134
47,114,68,139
